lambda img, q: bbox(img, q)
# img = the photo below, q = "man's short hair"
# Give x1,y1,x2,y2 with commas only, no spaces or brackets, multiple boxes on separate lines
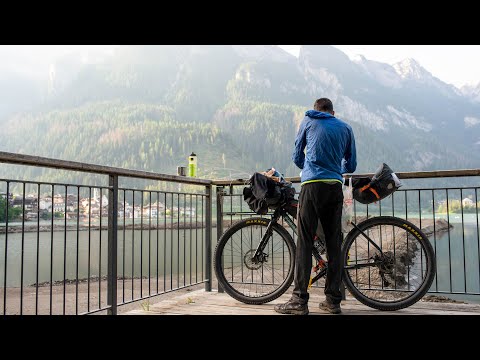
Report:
314,98,334,113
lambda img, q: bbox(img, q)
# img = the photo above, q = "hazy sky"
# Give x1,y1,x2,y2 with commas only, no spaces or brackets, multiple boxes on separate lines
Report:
279,45,480,88
0,45,118,77
2,45,480,88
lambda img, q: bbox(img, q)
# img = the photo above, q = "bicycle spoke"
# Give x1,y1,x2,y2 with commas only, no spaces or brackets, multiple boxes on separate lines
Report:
344,218,434,307
218,223,293,299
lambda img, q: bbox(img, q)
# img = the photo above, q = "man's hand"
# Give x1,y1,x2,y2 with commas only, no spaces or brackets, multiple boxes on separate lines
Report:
260,168,281,182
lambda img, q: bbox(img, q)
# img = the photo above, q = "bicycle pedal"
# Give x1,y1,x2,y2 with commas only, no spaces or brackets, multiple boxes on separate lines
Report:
313,259,326,272
308,277,313,289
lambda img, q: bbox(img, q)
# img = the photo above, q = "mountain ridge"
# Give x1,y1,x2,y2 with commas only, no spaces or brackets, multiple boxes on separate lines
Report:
0,45,478,186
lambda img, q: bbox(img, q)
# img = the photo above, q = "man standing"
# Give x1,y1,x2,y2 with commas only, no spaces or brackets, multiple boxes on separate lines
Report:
274,98,357,315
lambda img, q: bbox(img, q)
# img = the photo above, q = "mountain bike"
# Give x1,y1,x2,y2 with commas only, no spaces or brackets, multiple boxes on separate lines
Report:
213,199,436,311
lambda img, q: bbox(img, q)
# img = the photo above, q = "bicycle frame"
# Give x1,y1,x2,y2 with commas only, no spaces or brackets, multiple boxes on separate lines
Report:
251,206,387,284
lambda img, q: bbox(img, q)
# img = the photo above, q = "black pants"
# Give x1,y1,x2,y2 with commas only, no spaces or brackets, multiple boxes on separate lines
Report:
292,181,344,305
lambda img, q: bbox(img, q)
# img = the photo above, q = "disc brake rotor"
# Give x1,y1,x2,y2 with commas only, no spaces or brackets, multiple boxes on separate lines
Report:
244,249,267,270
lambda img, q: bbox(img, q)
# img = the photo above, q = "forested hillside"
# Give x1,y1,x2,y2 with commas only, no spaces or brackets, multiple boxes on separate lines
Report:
1,101,254,185
1,45,479,188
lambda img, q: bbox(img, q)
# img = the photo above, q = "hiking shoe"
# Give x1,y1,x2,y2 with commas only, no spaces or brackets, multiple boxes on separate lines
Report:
318,300,341,314
274,299,309,315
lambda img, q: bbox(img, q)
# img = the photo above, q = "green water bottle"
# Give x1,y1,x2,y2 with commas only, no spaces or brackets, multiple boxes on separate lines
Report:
188,152,197,177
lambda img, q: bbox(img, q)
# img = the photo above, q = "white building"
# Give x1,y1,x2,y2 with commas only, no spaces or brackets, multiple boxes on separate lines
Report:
39,198,53,211
462,198,475,207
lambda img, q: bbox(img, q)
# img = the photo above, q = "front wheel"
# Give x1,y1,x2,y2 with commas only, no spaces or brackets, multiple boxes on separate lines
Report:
342,216,436,311
214,217,296,304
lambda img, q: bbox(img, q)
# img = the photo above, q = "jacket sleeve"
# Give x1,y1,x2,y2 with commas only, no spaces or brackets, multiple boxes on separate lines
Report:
292,118,307,169
342,128,357,174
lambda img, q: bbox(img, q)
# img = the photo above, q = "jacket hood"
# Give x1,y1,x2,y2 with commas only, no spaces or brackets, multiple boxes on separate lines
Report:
305,110,335,119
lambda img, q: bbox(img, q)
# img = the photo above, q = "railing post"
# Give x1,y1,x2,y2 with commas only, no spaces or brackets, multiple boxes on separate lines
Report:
216,186,225,293
205,184,212,292
107,174,118,315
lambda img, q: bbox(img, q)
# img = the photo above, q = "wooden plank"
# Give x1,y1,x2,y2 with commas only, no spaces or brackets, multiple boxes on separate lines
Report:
124,290,480,315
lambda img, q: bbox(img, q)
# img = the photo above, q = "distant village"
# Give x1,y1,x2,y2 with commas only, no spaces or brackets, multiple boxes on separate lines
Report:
1,189,477,222
0,189,196,221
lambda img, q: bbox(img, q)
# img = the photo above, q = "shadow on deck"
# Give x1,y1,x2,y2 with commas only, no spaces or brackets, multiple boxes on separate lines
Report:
125,289,480,315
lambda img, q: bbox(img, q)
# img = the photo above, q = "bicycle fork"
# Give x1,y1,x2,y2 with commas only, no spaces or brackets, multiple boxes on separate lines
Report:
251,209,285,265
252,216,279,264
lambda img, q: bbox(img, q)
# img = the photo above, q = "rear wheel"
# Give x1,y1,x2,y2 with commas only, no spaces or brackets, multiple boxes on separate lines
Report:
342,216,436,311
214,218,296,304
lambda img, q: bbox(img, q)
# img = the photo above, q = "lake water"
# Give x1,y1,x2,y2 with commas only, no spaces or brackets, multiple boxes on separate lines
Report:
0,225,210,289
1,214,479,304
424,214,480,303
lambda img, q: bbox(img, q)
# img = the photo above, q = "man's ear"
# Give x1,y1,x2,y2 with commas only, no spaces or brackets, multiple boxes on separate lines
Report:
332,111,335,116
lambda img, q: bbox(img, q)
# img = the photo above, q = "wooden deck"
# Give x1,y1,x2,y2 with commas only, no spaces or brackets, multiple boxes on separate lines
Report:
125,289,480,315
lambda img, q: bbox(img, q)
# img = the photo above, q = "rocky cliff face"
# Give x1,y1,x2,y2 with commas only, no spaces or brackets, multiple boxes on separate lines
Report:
1,45,479,181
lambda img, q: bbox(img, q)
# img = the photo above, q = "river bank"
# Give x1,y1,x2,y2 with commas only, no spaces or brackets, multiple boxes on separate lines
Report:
0,221,213,234
0,276,208,315
0,217,453,234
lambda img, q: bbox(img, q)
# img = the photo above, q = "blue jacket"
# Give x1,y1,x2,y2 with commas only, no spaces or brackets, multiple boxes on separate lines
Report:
292,110,357,184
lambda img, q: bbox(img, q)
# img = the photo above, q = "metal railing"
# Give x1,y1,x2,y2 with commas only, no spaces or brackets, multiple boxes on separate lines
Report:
1,149,479,314
0,152,212,315
213,170,480,302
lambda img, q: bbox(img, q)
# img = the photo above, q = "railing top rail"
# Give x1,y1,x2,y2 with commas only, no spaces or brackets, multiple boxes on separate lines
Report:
211,168,480,186
1,151,478,187
0,151,212,186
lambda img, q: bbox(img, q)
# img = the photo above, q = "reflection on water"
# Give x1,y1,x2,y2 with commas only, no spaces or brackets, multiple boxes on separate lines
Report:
429,222,479,298
0,227,212,289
